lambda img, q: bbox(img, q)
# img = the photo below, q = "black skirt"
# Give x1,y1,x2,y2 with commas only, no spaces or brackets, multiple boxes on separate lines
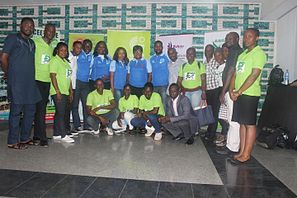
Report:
232,94,260,125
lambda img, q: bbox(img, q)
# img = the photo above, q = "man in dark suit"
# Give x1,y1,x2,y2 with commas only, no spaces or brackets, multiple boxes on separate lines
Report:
159,83,197,145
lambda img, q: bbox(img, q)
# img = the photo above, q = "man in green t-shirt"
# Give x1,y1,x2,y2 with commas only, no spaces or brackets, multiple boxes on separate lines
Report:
86,78,116,136
112,84,139,134
131,82,164,141
177,47,206,109
33,23,56,147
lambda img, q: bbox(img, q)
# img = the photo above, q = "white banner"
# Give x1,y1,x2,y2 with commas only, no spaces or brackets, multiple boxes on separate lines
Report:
157,34,194,60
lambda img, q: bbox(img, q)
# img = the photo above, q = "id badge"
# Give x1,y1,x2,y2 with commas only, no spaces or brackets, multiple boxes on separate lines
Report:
41,54,50,64
184,72,196,80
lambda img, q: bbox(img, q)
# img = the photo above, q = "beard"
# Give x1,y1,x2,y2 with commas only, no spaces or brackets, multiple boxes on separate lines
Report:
21,29,33,37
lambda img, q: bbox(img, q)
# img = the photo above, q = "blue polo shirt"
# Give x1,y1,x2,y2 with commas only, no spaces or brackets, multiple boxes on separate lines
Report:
77,50,93,82
110,60,129,90
150,53,169,86
128,58,152,88
90,55,111,81
2,33,41,104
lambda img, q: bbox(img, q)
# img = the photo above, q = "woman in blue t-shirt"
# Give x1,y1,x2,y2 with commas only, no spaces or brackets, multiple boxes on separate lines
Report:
110,47,129,103
90,41,111,90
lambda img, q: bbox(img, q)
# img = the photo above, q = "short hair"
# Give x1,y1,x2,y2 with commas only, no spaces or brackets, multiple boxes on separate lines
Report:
214,47,223,54
222,43,228,48
167,47,177,53
144,82,154,91
154,40,163,47
21,17,34,24
44,23,55,29
228,32,240,40
133,45,143,53
186,47,196,55
205,44,214,50
245,28,260,37
83,39,92,47
73,40,82,47
95,78,104,84
169,83,179,90
123,83,131,90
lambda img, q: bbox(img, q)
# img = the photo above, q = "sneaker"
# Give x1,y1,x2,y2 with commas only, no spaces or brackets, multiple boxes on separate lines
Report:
71,131,79,136
106,128,114,136
67,133,74,138
92,129,100,135
114,128,126,135
61,135,75,143
53,135,62,140
40,140,49,147
215,135,225,144
145,129,154,137
154,133,162,141
76,126,83,131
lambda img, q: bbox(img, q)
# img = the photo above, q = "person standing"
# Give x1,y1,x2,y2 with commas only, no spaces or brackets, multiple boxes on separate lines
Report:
177,47,206,109
1,17,41,149
33,23,56,147
230,28,266,163
50,42,74,143
72,39,93,131
167,48,185,89
217,32,243,155
128,45,152,98
159,83,197,145
204,44,221,142
150,41,169,108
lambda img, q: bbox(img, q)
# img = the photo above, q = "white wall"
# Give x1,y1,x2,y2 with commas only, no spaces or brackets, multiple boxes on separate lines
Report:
275,7,297,81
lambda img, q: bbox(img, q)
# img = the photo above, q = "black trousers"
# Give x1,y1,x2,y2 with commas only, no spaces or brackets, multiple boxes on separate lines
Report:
130,85,143,98
33,81,50,141
206,87,221,139
52,94,71,138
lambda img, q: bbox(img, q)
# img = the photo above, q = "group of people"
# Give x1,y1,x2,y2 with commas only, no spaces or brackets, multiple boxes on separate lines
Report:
1,17,266,164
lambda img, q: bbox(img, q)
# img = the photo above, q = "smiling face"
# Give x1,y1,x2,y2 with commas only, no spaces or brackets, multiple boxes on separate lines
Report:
20,20,35,37
123,85,131,98
225,32,238,48
133,49,142,60
118,48,126,61
169,85,179,100
204,45,214,60
186,48,196,64
57,45,68,59
144,86,153,100
97,42,106,55
154,42,163,55
168,48,177,62
83,41,92,54
44,25,56,42
214,51,224,64
95,79,104,93
73,42,82,56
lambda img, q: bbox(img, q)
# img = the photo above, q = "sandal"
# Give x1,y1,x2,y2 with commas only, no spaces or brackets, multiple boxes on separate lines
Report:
8,143,28,150
21,140,35,145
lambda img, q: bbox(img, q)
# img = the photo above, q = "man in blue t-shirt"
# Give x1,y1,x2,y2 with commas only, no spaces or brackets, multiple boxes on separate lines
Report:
1,17,41,149
150,41,169,110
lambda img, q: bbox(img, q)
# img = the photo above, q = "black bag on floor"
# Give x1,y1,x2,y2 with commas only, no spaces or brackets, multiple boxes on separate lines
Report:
268,65,284,86
257,125,290,149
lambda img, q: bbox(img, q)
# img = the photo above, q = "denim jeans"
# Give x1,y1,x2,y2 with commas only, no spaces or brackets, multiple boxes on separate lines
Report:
52,94,70,138
87,109,117,130
131,114,161,133
114,89,122,104
33,81,50,141
72,80,90,129
154,85,168,112
8,103,36,145
185,89,202,109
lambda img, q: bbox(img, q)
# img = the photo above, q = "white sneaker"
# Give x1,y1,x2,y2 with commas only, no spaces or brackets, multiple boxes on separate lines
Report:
145,129,154,137
114,128,126,135
154,133,162,141
61,135,75,143
92,129,100,135
53,135,61,140
71,131,79,136
106,128,114,136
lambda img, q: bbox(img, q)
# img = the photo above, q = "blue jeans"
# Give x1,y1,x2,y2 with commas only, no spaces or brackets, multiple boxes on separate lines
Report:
87,110,117,129
114,89,122,104
154,85,168,112
185,89,202,109
72,80,90,129
8,103,36,144
131,114,161,133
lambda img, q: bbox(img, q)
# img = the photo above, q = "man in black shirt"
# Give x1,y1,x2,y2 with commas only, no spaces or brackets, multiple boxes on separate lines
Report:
217,32,243,155
1,17,41,149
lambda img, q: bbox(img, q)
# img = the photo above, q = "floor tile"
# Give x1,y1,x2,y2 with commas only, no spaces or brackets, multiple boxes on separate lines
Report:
0,169,36,195
120,179,159,198
5,172,66,198
192,184,228,198
42,175,96,198
157,182,193,198
81,177,127,198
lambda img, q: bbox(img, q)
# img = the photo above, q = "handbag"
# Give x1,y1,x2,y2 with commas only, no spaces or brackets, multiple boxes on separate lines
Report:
194,100,215,127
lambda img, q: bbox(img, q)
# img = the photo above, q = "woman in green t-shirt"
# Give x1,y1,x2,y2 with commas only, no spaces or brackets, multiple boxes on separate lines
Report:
50,42,74,143
229,28,267,164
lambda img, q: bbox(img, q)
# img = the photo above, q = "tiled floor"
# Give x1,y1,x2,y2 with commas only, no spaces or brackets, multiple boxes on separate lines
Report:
0,122,296,198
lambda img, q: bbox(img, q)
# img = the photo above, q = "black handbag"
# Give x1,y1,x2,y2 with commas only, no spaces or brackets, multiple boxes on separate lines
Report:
194,100,215,127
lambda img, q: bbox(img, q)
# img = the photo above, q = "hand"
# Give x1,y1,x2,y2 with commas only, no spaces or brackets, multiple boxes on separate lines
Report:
159,116,170,124
90,110,96,116
219,92,225,104
93,106,101,112
56,91,62,102
201,91,207,100
229,91,239,101
117,118,122,127
100,117,109,126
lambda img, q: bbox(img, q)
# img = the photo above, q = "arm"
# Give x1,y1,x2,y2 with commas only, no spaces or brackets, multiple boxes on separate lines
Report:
170,97,192,123
220,67,235,103
50,73,62,101
96,99,116,111
110,72,115,93
147,73,152,82
229,71,237,101
1,53,9,75
237,68,262,95
177,76,183,89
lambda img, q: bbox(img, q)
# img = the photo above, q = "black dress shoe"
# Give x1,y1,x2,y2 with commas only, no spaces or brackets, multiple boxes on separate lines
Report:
186,136,194,145
40,140,49,147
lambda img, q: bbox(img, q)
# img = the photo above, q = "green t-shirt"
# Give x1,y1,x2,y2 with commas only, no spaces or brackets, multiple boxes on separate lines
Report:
178,61,206,89
235,46,267,96
34,37,55,82
118,95,139,113
86,89,114,115
49,56,72,96
139,92,165,116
